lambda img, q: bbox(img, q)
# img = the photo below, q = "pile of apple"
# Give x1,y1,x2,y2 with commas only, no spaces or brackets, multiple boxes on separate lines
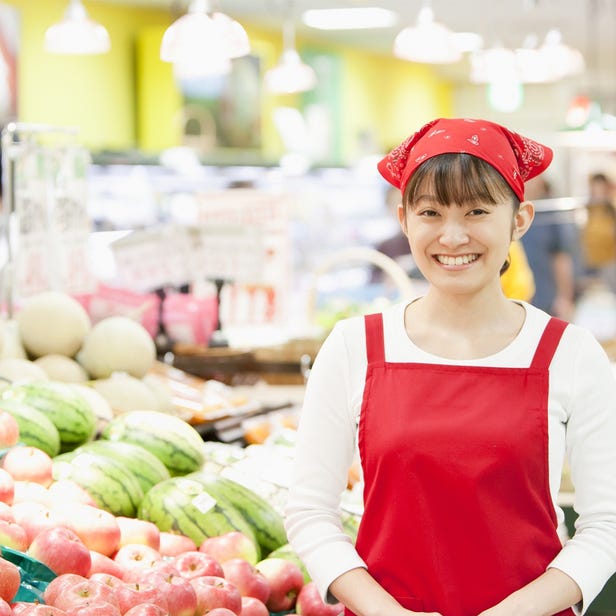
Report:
0,411,343,616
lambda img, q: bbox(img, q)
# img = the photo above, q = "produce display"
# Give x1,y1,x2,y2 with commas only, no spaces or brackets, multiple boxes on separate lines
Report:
0,290,353,615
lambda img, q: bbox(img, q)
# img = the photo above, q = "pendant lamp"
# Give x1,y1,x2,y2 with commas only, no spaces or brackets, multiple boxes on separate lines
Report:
44,0,110,55
160,0,250,78
393,0,461,64
264,19,317,94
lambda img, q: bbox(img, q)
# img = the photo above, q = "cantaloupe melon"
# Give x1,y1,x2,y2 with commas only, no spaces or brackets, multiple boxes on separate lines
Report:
77,316,156,379
0,319,27,359
0,358,50,383
91,373,159,415
34,355,89,383
16,291,91,358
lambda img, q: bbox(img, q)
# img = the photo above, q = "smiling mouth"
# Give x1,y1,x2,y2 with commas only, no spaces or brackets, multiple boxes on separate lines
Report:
435,254,479,266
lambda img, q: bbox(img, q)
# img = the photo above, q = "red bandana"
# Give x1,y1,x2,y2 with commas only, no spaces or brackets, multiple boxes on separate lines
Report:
377,117,553,201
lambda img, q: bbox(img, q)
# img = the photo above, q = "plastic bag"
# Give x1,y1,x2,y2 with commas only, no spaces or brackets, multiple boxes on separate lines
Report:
0,546,56,603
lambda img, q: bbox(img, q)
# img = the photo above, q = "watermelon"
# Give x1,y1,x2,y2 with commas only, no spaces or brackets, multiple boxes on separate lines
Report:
75,440,171,494
188,472,287,556
2,381,96,452
137,476,258,550
101,410,205,476
52,451,144,516
0,398,61,457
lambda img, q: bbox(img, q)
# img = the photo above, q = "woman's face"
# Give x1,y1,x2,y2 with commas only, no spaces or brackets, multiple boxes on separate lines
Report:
399,188,533,297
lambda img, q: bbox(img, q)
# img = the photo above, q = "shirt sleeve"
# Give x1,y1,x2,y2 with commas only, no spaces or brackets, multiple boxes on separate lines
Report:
284,318,367,602
548,327,616,613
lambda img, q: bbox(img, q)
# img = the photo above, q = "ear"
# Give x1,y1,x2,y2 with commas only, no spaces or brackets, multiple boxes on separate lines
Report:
397,203,409,235
512,200,534,240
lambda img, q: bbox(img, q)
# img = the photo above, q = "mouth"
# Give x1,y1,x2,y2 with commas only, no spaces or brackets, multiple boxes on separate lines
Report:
434,254,480,266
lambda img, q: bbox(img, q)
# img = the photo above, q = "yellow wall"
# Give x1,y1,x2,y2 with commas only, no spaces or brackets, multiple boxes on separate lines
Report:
3,0,452,162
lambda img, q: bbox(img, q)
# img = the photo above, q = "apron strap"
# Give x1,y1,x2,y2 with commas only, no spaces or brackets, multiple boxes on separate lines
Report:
530,317,568,369
364,313,385,365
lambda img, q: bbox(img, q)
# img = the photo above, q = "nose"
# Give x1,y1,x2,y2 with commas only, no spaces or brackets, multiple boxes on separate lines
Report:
439,218,470,247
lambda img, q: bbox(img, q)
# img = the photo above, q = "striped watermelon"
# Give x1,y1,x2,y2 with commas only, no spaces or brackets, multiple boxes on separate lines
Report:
2,381,96,452
52,450,144,516
101,410,205,476
137,476,258,550
75,440,171,494
188,472,287,556
0,398,61,457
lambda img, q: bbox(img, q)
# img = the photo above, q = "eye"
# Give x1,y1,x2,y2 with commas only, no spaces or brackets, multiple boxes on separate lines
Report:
468,207,488,216
417,208,439,217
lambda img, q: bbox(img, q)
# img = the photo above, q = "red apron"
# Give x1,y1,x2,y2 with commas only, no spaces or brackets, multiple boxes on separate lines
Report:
347,312,573,616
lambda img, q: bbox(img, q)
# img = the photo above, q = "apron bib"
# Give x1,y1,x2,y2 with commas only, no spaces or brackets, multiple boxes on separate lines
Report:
346,312,572,616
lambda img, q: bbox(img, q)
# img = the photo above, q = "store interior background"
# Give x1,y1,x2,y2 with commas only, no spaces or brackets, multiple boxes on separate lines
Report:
2,0,616,348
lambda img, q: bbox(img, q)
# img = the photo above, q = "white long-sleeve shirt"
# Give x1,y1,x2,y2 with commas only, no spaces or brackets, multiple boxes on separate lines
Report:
285,301,616,613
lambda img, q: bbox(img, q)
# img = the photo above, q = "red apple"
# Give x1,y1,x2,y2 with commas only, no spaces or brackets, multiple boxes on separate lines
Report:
190,576,241,616
152,573,197,616
199,531,258,565
12,605,68,615
87,572,125,589
205,611,238,616
295,581,344,616
116,517,160,550
51,579,119,612
2,446,53,486
256,558,304,613
173,550,223,580
0,410,20,448
0,468,14,505
113,543,162,575
43,574,88,606
0,501,14,521
239,597,269,616
56,503,121,556
222,558,270,603
0,556,20,602
64,603,121,616
48,480,97,507
88,550,126,579
0,597,12,616
159,531,197,557
115,582,168,615
11,500,63,544
12,480,51,505
0,518,28,551
123,605,168,616
124,560,180,585
28,526,92,576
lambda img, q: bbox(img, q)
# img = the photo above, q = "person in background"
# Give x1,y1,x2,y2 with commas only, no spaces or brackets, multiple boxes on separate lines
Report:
520,175,580,320
285,117,616,616
580,172,616,292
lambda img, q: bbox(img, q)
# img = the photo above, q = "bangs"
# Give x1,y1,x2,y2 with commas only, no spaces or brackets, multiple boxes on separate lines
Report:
405,153,518,207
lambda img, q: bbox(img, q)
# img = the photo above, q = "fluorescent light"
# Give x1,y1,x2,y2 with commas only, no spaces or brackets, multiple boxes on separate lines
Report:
302,7,398,30
44,0,110,55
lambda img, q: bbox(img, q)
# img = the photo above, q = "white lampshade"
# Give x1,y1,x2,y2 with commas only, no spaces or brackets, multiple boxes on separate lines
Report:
44,0,110,55
160,0,250,77
265,48,317,94
393,5,462,64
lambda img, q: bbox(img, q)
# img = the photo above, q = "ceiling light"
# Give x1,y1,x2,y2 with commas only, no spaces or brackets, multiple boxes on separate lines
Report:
44,0,110,55
160,0,250,77
265,20,316,94
302,7,398,30
393,3,462,64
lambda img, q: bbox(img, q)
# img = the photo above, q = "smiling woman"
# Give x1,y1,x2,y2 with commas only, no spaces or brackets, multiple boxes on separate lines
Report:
285,117,616,616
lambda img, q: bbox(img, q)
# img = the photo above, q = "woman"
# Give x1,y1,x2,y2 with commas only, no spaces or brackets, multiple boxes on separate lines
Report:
285,118,616,616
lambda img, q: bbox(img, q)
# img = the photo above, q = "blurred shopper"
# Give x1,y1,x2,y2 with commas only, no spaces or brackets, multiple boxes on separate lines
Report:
286,117,616,616
581,172,616,291
521,175,580,319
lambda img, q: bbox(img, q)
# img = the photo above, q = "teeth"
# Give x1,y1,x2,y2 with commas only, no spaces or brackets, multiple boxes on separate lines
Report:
436,254,478,266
